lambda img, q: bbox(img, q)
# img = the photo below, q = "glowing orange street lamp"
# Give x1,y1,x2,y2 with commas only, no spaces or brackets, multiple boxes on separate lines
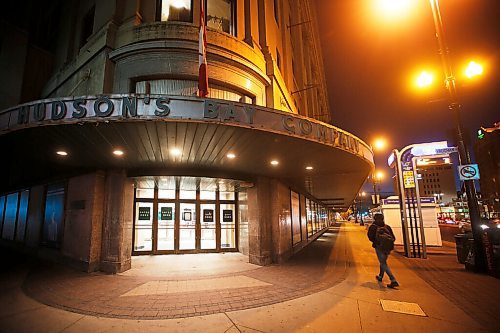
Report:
373,137,387,151
416,71,434,88
465,60,484,79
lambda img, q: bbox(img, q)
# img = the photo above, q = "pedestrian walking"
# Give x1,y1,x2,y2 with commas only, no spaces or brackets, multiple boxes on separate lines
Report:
367,213,399,288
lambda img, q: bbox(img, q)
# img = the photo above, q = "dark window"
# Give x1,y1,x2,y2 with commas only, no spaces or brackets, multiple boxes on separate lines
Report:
157,0,193,22
15,190,29,242
1,193,18,240
207,0,236,35
80,5,95,48
41,183,66,248
0,196,5,237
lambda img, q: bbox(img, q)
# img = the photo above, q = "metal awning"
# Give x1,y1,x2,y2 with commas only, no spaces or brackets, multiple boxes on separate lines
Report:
0,96,373,209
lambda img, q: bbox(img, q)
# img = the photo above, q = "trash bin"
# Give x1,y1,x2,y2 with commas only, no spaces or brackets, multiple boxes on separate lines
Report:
454,233,473,264
483,228,500,278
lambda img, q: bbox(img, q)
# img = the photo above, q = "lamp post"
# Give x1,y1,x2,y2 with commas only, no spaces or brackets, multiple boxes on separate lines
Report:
359,191,366,225
428,0,485,270
372,171,384,210
371,138,387,211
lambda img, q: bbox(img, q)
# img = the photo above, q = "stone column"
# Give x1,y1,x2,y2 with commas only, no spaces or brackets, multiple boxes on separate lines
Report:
100,170,134,273
270,179,292,263
62,172,105,272
247,177,273,265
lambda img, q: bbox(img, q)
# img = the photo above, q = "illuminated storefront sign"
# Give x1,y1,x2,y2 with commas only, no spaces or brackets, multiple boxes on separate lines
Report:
0,95,366,156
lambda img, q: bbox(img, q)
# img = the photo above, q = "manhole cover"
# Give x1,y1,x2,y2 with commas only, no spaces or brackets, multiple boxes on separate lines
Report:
380,299,427,317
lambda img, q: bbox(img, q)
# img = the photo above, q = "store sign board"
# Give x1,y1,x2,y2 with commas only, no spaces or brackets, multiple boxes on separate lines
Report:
383,197,436,205
435,147,458,154
0,95,369,159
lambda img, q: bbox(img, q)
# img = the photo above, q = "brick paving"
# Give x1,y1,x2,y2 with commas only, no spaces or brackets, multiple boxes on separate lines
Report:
21,226,350,320
12,223,499,329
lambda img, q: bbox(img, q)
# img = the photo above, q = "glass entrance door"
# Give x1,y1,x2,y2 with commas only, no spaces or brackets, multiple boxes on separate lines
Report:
157,202,175,251
134,202,153,252
179,203,196,250
200,203,216,249
133,176,239,255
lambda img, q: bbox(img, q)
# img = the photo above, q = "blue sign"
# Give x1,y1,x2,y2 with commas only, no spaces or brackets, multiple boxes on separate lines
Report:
458,164,480,180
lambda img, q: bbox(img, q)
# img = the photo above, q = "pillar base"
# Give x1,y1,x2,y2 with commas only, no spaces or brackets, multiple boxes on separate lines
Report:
100,258,131,274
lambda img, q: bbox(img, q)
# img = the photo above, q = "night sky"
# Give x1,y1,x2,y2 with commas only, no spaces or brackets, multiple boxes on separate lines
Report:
316,0,499,193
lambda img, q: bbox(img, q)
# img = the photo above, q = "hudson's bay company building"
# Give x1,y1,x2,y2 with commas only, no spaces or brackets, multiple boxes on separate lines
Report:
0,0,373,273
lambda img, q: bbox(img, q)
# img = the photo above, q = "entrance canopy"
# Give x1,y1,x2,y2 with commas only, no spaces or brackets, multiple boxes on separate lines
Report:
0,95,373,210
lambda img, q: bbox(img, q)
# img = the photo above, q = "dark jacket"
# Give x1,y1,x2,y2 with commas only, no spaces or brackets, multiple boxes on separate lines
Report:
368,220,395,248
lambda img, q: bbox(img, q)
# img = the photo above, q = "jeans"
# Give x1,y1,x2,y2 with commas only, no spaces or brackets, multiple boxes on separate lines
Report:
375,247,397,282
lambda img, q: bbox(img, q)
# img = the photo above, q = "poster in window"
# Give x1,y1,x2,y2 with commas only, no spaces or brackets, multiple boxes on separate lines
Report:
42,184,65,248
223,209,233,222
160,206,173,220
138,206,151,220
183,210,192,221
203,209,214,222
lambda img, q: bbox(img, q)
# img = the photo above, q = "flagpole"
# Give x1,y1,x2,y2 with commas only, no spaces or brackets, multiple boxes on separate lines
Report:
198,0,209,97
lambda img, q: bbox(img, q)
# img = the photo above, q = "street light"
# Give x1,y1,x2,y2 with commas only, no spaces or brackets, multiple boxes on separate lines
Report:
416,71,434,88
380,0,486,270
464,61,483,79
428,0,485,271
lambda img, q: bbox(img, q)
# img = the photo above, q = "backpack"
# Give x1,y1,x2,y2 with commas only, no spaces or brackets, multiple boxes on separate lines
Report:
376,226,395,253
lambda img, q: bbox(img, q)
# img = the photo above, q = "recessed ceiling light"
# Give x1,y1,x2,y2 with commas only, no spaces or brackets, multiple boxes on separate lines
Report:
56,151,68,156
226,153,236,159
306,166,313,170
171,148,181,156
113,149,124,156
270,160,279,166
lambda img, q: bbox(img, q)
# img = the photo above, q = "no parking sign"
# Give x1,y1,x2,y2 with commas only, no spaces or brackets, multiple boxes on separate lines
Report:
458,164,480,181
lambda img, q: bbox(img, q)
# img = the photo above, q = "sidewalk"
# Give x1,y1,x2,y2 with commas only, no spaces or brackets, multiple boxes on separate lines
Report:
0,223,498,332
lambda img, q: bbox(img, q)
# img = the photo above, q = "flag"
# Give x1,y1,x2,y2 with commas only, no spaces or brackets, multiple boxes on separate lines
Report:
198,0,209,97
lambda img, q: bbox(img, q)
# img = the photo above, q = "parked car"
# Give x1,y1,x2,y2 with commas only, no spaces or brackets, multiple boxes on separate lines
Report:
438,216,456,225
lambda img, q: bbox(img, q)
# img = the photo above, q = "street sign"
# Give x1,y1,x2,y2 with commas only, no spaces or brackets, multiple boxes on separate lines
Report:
458,164,480,180
435,147,458,154
403,171,416,188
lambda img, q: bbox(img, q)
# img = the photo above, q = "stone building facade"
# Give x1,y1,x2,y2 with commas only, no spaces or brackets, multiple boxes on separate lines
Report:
0,0,373,273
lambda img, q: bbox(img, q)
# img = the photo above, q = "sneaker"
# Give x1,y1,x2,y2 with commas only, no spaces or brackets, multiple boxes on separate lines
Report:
376,275,383,282
387,281,399,289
